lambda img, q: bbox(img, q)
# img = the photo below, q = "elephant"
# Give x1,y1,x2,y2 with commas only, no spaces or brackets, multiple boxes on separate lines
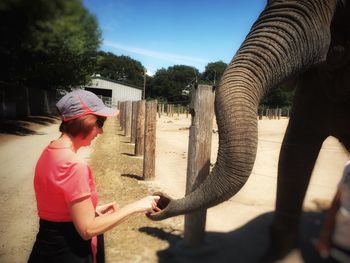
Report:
148,0,350,260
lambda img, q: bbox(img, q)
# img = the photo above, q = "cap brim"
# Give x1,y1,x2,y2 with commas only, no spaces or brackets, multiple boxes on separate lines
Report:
94,107,119,117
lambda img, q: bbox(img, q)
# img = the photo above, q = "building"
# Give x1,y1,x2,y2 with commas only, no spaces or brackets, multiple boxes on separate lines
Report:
84,76,142,107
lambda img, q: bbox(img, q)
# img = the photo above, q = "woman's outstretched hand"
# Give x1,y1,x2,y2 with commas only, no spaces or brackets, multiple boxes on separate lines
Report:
131,195,160,214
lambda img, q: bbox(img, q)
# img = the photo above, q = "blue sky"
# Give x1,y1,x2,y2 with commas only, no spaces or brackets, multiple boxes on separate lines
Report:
83,0,266,75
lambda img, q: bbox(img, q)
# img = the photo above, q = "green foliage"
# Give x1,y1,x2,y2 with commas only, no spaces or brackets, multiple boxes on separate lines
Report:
200,61,227,85
260,86,295,108
0,0,101,89
146,65,199,105
94,51,144,87
146,62,228,105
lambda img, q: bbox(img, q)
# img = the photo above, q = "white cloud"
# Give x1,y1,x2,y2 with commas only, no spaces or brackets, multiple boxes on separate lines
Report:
146,69,154,76
103,40,208,65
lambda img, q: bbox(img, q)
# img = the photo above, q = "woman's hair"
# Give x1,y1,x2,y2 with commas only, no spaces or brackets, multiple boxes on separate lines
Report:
59,114,106,138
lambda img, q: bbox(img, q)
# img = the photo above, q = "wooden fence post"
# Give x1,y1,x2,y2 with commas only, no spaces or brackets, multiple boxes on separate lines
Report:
184,85,215,247
258,106,263,120
125,101,132,137
157,103,161,118
118,102,121,129
143,100,157,180
135,100,146,156
131,101,138,143
123,101,127,132
120,101,125,130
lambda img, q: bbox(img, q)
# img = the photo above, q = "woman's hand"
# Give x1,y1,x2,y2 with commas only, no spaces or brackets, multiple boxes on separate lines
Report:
313,238,330,258
69,195,160,240
131,195,160,214
95,202,118,216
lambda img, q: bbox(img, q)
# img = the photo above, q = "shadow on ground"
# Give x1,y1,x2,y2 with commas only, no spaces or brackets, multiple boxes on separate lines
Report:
121,152,135,157
121,173,144,180
0,116,59,135
140,212,328,263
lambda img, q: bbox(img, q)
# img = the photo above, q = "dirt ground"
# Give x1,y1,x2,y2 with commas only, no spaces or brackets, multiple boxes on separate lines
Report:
90,117,183,263
0,114,349,263
0,116,181,263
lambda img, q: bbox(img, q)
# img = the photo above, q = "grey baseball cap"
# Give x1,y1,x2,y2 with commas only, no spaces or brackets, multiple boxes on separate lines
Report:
56,89,119,121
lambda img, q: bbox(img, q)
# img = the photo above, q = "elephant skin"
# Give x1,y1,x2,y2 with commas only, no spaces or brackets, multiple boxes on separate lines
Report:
148,0,350,260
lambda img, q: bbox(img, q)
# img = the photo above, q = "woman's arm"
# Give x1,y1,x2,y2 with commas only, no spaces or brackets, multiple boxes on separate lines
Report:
314,189,341,257
69,195,160,240
95,202,118,216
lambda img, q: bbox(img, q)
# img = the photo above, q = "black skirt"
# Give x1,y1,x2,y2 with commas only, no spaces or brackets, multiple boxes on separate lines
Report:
28,219,105,263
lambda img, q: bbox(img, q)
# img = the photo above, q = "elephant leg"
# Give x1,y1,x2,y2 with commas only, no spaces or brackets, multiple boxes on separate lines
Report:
264,117,326,261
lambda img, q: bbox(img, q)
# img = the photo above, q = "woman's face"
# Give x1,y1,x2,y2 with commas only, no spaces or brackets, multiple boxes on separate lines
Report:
79,117,104,146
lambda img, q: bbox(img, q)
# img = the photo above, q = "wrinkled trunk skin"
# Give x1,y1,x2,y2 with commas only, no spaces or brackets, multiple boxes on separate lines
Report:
149,0,337,223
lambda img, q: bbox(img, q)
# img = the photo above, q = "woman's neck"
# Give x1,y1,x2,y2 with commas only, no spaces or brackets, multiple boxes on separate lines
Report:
58,133,81,152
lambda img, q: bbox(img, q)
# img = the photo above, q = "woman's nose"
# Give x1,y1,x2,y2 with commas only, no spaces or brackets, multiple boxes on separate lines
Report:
95,126,103,135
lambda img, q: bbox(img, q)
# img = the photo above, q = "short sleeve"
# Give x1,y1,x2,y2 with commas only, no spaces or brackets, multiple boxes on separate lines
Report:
56,160,91,203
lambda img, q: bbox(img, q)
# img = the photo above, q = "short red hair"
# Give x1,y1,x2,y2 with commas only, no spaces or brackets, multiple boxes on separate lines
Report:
59,114,106,138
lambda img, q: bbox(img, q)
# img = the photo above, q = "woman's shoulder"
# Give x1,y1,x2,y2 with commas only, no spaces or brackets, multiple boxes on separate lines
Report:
55,157,90,182
47,147,89,176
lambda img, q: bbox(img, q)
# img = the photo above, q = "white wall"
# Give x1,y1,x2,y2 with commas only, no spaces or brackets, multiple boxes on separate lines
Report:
87,78,142,105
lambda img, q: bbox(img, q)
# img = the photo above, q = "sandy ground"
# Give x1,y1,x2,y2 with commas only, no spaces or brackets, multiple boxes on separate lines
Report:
148,115,349,262
0,119,94,263
0,121,59,263
0,114,349,263
152,115,349,232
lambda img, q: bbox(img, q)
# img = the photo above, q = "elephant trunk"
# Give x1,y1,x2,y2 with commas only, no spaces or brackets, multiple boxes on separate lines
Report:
148,0,337,220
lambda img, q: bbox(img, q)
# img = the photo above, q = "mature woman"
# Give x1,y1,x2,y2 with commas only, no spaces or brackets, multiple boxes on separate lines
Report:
28,89,159,263
315,161,350,263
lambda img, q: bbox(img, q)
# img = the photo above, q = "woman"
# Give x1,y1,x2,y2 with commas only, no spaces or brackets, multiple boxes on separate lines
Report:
28,89,160,263
315,160,350,262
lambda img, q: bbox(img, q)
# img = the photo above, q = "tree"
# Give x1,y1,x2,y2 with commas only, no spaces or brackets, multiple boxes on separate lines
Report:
94,51,144,87
146,68,171,99
261,86,295,108
0,0,101,89
201,61,227,86
147,65,199,105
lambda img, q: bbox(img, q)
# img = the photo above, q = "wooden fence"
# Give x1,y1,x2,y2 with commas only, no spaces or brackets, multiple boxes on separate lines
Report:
117,87,292,247
118,99,157,180
118,86,215,247
0,85,58,119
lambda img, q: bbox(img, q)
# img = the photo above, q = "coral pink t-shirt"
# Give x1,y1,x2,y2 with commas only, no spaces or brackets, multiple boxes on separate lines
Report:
34,143,98,222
